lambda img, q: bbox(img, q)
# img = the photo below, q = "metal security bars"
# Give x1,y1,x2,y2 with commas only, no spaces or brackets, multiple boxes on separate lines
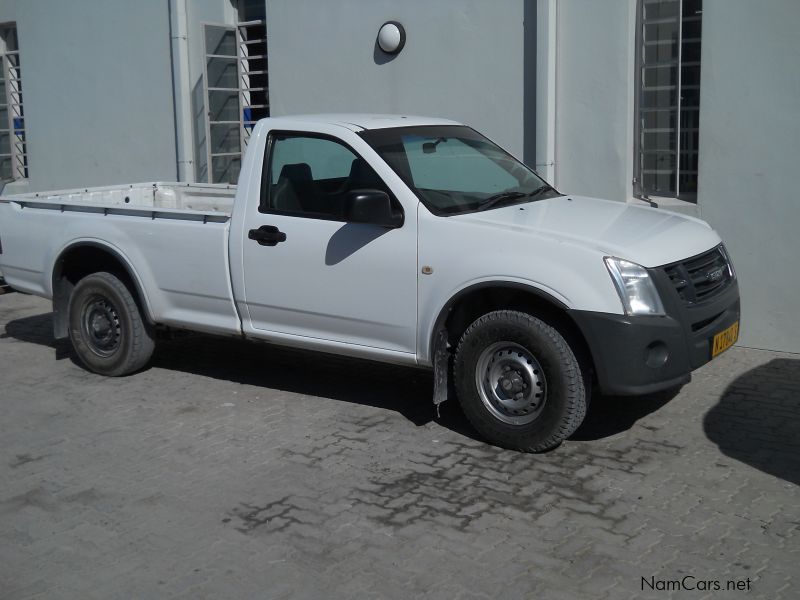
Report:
204,24,241,184
237,19,269,152
634,0,703,202
0,24,26,181
202,14,268,184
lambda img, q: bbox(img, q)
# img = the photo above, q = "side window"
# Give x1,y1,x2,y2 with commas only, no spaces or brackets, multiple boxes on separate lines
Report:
262,134,391,220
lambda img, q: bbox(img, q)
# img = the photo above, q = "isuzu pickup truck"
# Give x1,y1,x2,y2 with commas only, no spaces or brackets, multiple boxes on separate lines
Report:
0,114,740,451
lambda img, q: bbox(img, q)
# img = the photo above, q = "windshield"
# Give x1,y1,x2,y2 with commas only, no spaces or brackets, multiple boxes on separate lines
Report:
359,125,560,215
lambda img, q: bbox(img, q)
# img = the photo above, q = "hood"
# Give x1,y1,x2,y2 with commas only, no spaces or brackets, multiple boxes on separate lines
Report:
453,195,721,268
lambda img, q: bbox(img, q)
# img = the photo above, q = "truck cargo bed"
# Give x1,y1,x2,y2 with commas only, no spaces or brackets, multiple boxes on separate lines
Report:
9,181,237,216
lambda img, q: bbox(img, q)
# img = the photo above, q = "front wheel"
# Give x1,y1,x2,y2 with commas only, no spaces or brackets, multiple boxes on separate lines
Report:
68,271,155,376
453,310,588,452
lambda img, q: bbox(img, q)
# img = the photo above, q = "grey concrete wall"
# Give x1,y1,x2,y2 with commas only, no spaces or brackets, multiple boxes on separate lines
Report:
697,0,800,353
554,0,635,202
266,0,526,158
0,0,177,191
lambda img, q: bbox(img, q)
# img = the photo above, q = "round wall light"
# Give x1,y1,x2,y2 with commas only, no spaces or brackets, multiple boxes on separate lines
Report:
377,21,406,54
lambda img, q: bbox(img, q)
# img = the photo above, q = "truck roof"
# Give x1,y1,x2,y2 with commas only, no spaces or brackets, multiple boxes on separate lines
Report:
264,113,463,131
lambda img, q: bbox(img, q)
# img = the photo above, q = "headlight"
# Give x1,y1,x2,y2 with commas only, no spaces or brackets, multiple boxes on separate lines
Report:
604,257,665,316
719,244,736,279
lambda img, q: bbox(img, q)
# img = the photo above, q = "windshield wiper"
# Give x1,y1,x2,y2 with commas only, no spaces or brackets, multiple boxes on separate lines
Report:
475,191,529,212
526,183,558,202
475,184,558,212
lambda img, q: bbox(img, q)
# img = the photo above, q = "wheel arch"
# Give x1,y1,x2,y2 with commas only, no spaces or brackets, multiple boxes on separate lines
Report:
51,241,153,339
428,281,595,379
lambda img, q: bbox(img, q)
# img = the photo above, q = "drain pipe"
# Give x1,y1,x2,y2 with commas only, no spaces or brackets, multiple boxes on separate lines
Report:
169,0,195,182
535,0,557,184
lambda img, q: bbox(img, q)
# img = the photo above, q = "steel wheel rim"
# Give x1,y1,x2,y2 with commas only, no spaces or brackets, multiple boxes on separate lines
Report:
475,341,547,425
81,294,122,357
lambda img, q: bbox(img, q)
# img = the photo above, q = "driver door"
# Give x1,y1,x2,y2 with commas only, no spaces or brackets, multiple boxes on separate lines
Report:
240,131,418,355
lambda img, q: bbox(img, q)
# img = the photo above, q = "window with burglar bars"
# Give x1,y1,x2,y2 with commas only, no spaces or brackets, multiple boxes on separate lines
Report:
201,6,268,184
634,0,702,202
0,24,26,181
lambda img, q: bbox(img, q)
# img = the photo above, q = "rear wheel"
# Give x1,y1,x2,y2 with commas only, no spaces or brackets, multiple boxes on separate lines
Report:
68,272,155,376
453,310,587,452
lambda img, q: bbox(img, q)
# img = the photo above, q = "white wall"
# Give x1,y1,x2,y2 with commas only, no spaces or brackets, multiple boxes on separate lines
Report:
0,0,178,192
554,0,636,202
697,0,800,353
266,0,526,158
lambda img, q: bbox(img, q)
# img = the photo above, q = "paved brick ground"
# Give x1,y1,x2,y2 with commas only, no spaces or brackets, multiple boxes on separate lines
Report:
1,291,798,599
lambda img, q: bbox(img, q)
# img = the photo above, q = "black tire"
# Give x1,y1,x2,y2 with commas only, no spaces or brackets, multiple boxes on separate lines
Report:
68,271,155,376
453,310,587,452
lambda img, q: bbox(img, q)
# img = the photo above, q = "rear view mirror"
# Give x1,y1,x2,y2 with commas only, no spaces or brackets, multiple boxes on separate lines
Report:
422,136,447,154
345,190,403,228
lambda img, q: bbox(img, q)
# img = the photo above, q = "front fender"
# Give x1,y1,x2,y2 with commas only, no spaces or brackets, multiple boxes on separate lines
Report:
418,277,572,366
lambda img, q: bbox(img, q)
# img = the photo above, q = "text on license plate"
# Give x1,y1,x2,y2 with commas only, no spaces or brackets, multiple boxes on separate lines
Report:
711,321,739,358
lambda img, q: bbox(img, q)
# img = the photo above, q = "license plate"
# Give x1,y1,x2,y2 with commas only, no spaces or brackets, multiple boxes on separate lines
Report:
711,321,739,358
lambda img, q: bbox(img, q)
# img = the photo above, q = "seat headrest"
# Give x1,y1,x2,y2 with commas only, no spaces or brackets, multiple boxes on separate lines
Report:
278,162,313,182
348,158,382,188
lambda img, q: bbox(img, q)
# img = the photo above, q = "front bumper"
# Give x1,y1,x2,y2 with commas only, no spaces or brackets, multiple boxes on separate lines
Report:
569,259,740,396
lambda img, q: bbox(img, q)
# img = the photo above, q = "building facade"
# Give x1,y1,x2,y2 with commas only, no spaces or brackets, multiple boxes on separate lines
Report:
0,0,798,353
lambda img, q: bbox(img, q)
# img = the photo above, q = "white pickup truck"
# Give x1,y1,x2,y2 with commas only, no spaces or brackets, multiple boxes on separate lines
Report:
0,114,740,451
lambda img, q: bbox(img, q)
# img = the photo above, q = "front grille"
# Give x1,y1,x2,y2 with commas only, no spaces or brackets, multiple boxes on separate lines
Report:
664,245,734,305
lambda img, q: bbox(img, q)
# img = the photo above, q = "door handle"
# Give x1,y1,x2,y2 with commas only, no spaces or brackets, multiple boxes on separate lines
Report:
248,225,287,246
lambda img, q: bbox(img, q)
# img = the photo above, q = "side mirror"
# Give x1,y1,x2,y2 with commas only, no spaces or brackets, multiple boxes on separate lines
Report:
345,189,403,228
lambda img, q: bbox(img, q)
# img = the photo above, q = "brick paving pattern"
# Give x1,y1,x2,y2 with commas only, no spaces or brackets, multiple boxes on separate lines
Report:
1,292,798,599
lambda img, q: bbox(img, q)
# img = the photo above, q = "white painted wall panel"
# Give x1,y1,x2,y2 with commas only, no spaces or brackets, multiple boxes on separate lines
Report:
697,0,800,352
266,0,526,158
0,0,177,192
554,0,635,202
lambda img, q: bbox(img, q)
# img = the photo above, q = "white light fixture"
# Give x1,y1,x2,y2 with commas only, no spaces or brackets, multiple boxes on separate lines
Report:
377,21,405,54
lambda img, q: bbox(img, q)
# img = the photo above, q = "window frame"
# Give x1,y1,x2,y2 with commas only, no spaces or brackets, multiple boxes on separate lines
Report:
633,0,703,203
0,23,26,181
199,0,268,184
258,129,404,225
